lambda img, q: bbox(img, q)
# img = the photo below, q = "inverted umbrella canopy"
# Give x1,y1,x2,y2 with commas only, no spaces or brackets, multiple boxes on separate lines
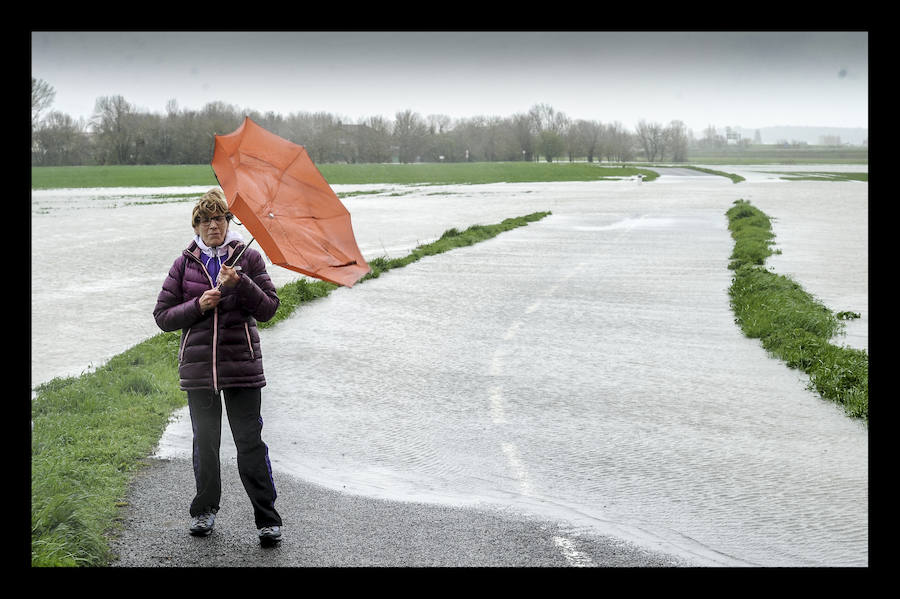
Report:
211,117,370,287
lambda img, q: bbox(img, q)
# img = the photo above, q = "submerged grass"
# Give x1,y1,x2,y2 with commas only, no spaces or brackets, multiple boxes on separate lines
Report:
771,171,868,182
726,199,867,422
260,211,551,328
684,166,745,183
31,210,551,566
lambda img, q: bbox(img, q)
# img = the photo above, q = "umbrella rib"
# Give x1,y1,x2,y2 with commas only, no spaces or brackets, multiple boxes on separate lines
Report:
269,212,328,270
271,144,348,219
269,146,307,217
281,214,356,268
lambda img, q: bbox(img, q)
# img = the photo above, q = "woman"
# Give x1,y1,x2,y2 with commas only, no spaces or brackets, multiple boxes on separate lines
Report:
153,188,283,546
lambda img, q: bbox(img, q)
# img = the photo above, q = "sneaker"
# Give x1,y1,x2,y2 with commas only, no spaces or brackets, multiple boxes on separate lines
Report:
189,511,216,536
258,525,282,546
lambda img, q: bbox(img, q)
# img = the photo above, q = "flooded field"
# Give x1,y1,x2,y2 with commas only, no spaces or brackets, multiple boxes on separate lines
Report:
32,166,868,566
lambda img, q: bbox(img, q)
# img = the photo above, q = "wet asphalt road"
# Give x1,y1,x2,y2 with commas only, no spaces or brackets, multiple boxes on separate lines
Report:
108,456,689,567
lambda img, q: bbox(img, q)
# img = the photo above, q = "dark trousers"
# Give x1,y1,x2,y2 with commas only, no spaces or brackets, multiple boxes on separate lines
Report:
187,387,282,528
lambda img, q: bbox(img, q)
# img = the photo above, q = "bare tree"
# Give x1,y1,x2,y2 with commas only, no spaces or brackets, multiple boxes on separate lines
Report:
422,114,455,161
528,103,562,133
603,122,634,163
564,121,581,162
665,120,689,162
451,116,485,161
483,116,504,161
393,109,427,163
32,87,715,167
32,111,90,166
635,120,652,161
510,113,534,161
528,103,569,162
426,114,452,135
570,119,603,162
700,125,724,149
635,120,667,162
493,116,526,161
92,95,136,164
356,116,393,163
32,78,56,129
308,112,341,163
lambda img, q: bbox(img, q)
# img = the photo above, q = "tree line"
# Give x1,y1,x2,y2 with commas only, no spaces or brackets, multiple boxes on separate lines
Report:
33,77,716,167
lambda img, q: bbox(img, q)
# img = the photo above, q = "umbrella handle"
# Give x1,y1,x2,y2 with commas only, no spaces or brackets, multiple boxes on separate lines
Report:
215,237,256,290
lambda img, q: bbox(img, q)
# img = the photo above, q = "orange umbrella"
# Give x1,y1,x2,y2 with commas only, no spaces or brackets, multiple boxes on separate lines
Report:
211,116,370,287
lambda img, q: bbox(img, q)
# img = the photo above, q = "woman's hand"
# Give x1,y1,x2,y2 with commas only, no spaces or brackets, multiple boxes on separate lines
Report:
199,288,221,312
217,265,241,288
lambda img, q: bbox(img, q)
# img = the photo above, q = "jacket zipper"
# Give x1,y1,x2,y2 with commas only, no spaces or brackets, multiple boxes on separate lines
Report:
244,322,255,359
212,310,219,391
186,250,220,391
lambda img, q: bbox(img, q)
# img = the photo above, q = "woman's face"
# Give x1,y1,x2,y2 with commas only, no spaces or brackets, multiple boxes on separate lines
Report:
194,212,229,248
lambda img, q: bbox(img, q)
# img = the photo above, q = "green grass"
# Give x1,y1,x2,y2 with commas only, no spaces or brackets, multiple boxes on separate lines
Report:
725,200,781,270
320,162,658,185
726,200,867,422
31,333,185,566
32,162,658,190
31,165,218,189
31,210,551,567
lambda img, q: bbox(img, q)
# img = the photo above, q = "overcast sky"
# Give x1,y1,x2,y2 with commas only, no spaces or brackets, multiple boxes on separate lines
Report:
31,31,868,134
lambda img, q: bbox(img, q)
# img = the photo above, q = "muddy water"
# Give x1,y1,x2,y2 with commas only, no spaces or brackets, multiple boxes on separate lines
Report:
33,168,868,566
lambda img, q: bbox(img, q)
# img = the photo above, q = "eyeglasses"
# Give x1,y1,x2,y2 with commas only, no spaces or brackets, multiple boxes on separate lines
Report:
199,215,227,226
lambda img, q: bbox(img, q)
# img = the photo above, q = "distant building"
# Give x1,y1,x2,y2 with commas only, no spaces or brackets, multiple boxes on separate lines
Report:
725,127,741,145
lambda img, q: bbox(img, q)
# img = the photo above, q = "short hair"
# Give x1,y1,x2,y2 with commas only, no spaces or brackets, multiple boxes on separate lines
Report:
192,188,233,227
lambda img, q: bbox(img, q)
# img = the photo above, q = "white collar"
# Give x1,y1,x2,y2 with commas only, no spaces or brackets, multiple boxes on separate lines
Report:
194,229,245,258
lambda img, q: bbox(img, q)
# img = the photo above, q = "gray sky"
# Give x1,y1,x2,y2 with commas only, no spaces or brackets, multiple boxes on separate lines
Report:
31,31,868,134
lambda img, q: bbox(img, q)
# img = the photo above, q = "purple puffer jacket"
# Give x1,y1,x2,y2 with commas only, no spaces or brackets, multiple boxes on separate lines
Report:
153,238,280,391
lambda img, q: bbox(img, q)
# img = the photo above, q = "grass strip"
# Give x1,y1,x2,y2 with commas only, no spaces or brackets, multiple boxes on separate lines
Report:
31,210,551,566
683,166,745,183
634,164,744,183
725,199,867,422
32,163,658,189
260,211,551,328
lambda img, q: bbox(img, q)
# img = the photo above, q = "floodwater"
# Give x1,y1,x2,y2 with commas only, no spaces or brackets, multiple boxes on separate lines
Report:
32,165,868,566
